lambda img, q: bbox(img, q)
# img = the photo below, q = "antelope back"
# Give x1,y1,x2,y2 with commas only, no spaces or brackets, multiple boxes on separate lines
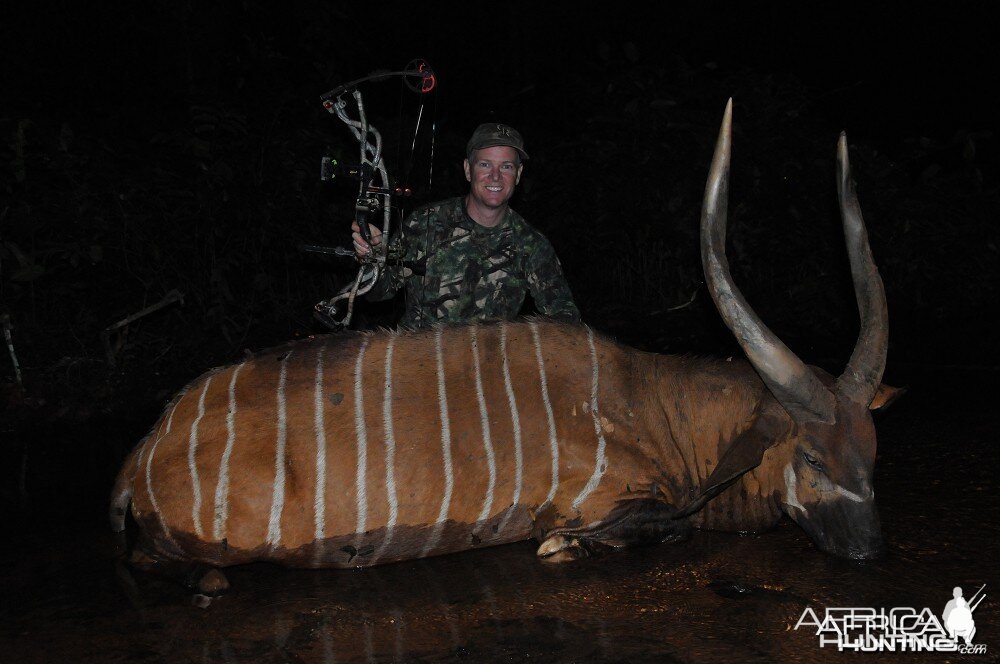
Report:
129,321,626,567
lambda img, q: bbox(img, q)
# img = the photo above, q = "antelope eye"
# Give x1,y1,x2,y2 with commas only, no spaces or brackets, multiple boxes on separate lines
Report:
802,451,823,469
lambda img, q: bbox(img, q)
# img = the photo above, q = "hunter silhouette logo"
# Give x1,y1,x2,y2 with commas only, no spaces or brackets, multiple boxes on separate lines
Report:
944,585,985,646
794,584,988,654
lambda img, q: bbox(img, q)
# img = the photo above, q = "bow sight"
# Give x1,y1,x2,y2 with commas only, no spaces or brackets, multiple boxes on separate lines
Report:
319,159,414,197
307,59,436,330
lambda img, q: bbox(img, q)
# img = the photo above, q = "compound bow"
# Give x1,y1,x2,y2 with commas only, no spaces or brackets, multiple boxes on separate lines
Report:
308,59,436,329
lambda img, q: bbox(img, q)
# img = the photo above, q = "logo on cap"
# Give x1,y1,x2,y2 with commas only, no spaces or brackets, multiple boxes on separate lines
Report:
466,122,528,160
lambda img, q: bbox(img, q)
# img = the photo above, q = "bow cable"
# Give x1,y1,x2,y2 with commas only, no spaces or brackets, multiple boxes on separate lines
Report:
310,60,436,329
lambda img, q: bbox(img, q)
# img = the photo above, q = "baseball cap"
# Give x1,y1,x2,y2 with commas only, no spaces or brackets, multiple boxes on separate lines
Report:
466,123,529,161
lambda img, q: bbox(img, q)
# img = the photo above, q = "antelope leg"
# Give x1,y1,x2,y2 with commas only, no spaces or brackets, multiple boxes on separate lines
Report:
537,498,691,563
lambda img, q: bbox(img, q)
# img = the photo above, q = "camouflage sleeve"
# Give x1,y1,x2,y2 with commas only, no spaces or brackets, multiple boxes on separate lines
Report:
523,231,581,322
364,216,409,302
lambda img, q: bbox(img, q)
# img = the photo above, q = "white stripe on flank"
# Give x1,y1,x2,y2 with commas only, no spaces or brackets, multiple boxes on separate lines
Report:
530,322,559,508
188,376,214,538
313,346,328,557
146,401,181,552
354,338,370,538
266,351,292,546
212,363,244,540
470,325,497,526
165,402,177,434
497,323,523,534
378,337,399,558
146,436,172,544
422,327,454,556
572,327,608,510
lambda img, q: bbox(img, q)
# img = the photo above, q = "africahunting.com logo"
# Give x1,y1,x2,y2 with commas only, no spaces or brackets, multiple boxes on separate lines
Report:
794,584,987,654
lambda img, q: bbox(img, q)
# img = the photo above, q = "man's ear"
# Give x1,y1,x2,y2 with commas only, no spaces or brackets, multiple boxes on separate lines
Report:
463,159,472,182
515,164,523,185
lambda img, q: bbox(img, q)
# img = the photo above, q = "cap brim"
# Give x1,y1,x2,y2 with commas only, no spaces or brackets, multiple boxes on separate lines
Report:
471,140,529,160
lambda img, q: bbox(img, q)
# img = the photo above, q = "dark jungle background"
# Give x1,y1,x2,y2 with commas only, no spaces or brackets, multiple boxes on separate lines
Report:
1,2,996,520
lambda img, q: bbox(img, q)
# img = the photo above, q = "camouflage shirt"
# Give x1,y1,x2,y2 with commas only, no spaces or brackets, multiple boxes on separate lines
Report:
367,197,580,328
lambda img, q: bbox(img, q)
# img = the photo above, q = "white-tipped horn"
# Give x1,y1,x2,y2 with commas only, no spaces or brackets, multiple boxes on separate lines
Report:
835,133,889,405
700,99,836,424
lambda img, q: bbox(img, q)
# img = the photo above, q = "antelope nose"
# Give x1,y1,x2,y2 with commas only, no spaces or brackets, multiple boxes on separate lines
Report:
848,542,884,560
846,526,885,560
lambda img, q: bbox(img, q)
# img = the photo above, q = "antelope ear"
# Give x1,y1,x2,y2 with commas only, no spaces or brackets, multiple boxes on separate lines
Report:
869,383,906,412
674,407,788,519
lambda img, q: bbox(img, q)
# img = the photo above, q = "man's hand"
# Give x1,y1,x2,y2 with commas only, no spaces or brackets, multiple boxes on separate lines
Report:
351,222,382,258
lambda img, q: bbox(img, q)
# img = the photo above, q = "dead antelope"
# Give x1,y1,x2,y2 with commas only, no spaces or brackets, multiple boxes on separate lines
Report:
111,101,896,591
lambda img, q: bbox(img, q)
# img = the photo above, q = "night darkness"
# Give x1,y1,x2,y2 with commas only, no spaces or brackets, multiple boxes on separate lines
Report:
2,1,999,659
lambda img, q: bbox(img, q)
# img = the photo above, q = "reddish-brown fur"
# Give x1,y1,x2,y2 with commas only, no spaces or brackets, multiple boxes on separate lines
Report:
113,321,793,569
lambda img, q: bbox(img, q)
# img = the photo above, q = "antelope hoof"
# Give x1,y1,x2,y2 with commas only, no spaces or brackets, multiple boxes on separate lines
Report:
188,568,228,608
537,534,608,563
191,593,214,609
185,565,229,596
196,568,230,596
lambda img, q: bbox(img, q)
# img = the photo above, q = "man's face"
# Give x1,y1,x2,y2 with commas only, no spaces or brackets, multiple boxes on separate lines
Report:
464,146,523,210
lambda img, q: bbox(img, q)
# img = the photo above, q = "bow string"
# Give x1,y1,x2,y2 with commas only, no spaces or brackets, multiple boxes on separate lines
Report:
310,59,436,329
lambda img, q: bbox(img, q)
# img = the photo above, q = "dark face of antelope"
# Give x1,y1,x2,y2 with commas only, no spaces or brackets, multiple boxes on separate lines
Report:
779,392,883,559
700,100,889,559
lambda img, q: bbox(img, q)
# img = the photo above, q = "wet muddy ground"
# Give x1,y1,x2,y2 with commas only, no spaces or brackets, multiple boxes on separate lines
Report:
2,367,997,663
